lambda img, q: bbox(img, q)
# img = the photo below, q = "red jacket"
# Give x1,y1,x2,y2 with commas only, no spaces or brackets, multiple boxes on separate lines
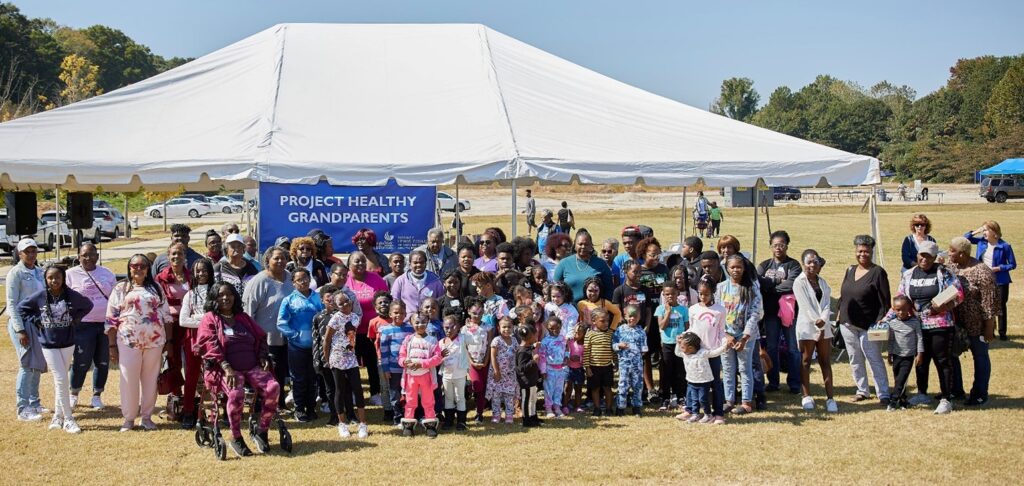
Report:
195,311,268,363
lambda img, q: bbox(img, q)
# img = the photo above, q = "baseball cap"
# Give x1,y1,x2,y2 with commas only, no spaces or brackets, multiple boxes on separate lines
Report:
16,238,38,252
621,225,641,237
225,233,245,246
917,240,939,256
542,209,553,216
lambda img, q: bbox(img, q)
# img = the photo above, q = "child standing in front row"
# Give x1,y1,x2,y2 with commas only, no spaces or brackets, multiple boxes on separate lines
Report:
585,308,616,416
538,316,569,419
514,321,543,428
398,311,443,438
613,304,648,416
323,293,368,438
439,313,469,430
564,323,587,414
886,295,924,411
486,317,520,424
378,300,413,427
461,297,491,423
685,277,728,425
367,291,394,421
655,284,688,412
676,332,729,424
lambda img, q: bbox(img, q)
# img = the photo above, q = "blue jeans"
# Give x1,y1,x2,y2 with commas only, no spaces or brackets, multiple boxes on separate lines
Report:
722,341,755,403
765,315,801,391
686,381,712,415
968,336,991,399
287,344,315,415
709,356,724,416
387,373,404,424
8,323,42,413
70,322,109,395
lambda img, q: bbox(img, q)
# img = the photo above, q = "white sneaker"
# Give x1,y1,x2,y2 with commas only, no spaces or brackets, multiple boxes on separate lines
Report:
357,423,369,439
63,418,82,434
285,391,295,408
90,396,104,410
934,399,952,415
801,396,814,410
825,399,838,413
908,394,931,406
70,394,79,409
338,423,351,438
48,416,64,430
369,394,382,406
31,406,50,415
17,410,42,422
320,402,331,414
119,420,134,432
544,411,556,419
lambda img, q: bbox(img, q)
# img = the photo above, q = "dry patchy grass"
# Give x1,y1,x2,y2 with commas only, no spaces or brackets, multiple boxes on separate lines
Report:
2,204,1022,484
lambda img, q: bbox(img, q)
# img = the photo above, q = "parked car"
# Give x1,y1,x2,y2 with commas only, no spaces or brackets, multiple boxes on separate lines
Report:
773,186,802,201
179,193,213,203
980,176,1024,203
0,210,9,253
92,199,114,210
437,192,471,212
92,208,125,241
36,211,74,250
144,198,213,218
208,195,243,213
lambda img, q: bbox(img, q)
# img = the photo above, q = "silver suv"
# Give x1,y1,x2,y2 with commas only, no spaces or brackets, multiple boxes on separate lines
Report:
981,177,1024,203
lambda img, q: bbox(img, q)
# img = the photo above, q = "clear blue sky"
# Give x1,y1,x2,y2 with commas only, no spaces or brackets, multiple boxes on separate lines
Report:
16,0,1024,108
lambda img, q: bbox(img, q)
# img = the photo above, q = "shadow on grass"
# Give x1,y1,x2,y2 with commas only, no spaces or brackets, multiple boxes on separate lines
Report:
287,439,377,456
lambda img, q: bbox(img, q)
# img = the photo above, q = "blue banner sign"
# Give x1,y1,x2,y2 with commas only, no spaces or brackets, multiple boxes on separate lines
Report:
259,180,436,254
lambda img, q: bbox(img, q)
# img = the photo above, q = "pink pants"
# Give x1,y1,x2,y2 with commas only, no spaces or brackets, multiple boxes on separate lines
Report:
117,338,162,422
404,374,436,420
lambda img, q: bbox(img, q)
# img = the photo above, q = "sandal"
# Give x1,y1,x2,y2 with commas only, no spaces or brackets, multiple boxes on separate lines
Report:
851,394,870,402
722,402,735,414
731,404,753,415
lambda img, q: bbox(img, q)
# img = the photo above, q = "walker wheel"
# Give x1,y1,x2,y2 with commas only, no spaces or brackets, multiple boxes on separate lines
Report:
213,436,227,461
194,428,206,447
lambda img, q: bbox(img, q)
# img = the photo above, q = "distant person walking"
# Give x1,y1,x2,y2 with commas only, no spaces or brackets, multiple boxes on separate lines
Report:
709,202,723,238
557,201,575,233
523,189,537,236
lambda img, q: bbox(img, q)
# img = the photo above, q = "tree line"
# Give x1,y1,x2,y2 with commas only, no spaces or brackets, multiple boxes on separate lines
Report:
0,2,190,120
711,54,1024,183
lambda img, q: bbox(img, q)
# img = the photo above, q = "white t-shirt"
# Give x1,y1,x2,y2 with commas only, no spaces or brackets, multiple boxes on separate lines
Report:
982,245,995,267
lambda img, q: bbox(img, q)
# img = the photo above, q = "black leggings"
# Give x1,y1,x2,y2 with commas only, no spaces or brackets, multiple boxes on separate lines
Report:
269,344,290,407
916,328,955,399
356,334,381,395
332,367,365,418
998,284,1010,339
660,344,686,400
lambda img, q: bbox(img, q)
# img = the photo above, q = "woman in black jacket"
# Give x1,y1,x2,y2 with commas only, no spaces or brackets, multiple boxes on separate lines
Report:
19,265,93,433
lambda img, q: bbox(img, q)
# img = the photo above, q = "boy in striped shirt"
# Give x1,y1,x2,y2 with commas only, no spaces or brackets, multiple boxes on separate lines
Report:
584,308,616,416
378,301,414,426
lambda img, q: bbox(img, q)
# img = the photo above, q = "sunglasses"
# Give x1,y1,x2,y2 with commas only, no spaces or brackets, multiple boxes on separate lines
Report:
913,223,926,228
478,240,493,246
129,263,147,270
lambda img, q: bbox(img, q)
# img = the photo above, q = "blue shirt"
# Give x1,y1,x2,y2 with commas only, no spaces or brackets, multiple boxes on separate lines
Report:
554,255,614,303
612,324,648,364
654,304,688,344
378,323,415,373
613,254,641,283
276,290,324,349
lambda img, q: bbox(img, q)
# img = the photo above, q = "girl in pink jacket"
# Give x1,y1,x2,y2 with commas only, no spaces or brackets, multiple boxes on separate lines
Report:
399,312,444,438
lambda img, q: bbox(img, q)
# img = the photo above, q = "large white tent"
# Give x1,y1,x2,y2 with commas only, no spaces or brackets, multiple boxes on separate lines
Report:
0,23,880,191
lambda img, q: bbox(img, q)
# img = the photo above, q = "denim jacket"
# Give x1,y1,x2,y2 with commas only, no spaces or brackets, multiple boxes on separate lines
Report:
5,261,45,332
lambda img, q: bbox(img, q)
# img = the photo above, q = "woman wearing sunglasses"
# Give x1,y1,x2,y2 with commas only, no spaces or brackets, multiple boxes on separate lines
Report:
901,214,936,271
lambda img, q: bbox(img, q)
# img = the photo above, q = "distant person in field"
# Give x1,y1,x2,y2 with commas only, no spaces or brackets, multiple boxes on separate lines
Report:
709,202,723,238
523,189,537,236
556,201,575,233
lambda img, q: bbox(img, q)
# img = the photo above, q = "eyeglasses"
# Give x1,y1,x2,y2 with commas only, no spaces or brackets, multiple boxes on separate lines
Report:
478,240,493,246
129,263,147,270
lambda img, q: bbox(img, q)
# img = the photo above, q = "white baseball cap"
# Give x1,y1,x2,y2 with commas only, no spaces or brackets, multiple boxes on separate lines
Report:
225,233,245,246
16,238,38,252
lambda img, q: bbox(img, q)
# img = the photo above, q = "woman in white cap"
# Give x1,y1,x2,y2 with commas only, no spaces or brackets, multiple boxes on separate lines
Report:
215,233,260,296
6,238,46,422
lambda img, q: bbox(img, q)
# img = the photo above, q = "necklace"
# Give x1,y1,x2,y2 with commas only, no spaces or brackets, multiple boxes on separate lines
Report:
574,255,589,272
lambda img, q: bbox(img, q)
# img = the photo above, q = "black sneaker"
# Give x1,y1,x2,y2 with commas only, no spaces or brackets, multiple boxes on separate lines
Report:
592,407,603,417
252,431,270,453
632,406,642,417
181,412,196,430
294,412,313,423
963,396,988,407
754,393,767,411
228,437,253,457
615,408,626,417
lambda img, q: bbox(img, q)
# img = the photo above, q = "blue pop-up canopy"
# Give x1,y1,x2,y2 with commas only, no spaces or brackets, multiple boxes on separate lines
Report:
980,158,1024,176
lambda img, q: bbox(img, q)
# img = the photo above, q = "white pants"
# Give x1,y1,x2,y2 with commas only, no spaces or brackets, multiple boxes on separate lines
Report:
840,324,890,399
442,375,467,411
118,339,162,422
41,346,75,420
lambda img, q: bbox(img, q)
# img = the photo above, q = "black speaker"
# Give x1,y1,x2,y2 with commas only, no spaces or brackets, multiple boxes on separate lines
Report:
68,192,94,229
4,191,38,236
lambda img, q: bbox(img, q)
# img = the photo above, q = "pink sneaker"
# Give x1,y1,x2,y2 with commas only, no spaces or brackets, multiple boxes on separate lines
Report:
491,416,501,424
561,406,570,415
575,407,585,413
504,417,514,424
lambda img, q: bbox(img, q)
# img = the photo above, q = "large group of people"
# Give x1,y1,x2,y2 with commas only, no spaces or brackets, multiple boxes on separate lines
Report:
5,213,1015,457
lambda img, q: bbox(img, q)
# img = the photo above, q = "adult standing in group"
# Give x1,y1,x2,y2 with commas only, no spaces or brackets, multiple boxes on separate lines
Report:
889,241,963,414
555,231,614,304
635,237,669,399
242,235,263,271
511,236,540,273
792,249,837,413
106,254,173,431
66,242,117,410
542,233,573,281
391,250,444,314
415,228,457,277
204,231,224,263
837,235,892,405
6,238,46,421
308,229,342,267
599,238,621,288
346,251,389,404
242,246,294,408
151,224,203,275
757,230,803,394
946,236,997,406
613,226,643,283
523,189,537,236
177,258,215,429
474,228,504,273
154,243,192,416
680,236,704,290
287,236,329,290
453,243,481,298
556,201,575,233
901,214,936,271
965,220,1016,341
535,209,560,254
352,228,391,276
216,233,261,295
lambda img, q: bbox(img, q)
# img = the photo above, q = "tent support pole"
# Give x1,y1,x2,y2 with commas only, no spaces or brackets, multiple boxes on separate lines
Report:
752,185,759,263
511,179,518,237
124,194,130,240
55,185,61,260
679,186,687,242
162,198,167,233
455,180,461,243
870,186,884,267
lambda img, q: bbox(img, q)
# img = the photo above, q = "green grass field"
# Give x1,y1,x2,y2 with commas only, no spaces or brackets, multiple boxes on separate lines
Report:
2,203,1021,484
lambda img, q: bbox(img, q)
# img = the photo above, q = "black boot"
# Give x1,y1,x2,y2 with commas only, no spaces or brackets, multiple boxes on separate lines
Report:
615,408,626,417
455,410,468,431
632,406,642,417
400,419,416,437
424,419,439,439
442,408,455,430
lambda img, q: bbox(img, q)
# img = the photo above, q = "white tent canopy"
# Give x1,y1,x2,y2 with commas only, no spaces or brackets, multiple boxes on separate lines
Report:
0,23,880,191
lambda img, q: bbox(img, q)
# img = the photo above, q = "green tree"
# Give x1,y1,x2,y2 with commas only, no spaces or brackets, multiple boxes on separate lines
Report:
80,24,157,92
0,3,66,110
710,77,760,122
985,58,1024,135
